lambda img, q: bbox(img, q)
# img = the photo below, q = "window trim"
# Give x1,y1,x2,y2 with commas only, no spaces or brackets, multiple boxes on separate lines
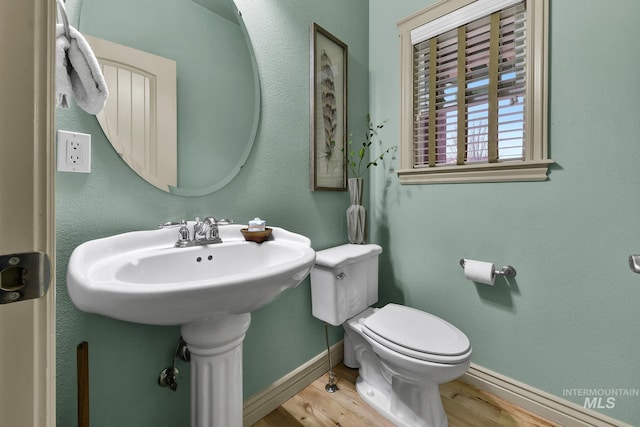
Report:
397,0,551,184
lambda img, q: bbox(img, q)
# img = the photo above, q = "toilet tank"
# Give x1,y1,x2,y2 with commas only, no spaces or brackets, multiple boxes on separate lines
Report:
310,244,382,326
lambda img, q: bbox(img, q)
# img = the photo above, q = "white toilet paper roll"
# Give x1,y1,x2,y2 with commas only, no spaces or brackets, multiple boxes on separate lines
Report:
463,259,495,285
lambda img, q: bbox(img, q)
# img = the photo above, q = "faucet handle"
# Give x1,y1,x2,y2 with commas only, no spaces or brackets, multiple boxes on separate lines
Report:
201,217,218,241
175,220,190,247
201,217,233,226
158,221,182,229
203,216,217,225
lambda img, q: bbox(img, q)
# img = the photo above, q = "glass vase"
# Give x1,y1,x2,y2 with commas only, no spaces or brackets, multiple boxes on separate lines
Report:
346,178,366,244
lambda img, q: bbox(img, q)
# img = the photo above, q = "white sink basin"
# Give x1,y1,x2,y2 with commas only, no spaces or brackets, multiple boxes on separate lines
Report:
67,223,315,325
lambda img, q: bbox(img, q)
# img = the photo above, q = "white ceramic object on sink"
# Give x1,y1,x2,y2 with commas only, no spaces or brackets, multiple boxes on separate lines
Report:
66,223,315,427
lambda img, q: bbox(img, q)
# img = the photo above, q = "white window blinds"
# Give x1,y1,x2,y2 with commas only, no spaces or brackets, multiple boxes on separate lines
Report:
412,0,526,168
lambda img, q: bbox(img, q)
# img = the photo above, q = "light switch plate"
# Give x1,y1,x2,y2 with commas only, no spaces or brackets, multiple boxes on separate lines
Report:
57,130,91,173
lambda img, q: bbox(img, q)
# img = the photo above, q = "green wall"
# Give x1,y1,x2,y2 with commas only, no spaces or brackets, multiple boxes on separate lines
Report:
56,1,368,425
369,0,640,424
57,0,640,425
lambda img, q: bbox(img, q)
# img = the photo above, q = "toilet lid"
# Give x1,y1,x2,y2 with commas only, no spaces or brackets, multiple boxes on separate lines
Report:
362,304,471,361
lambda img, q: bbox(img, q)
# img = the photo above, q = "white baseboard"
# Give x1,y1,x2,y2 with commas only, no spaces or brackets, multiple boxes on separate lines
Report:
242,341,630,427
463,363,632,427
242,341,344,426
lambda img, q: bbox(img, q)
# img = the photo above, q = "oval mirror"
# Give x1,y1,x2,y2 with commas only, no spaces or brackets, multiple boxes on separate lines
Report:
78,0,260,196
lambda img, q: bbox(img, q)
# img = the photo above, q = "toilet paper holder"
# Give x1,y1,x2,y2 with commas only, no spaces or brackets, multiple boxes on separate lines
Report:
459,259,516,278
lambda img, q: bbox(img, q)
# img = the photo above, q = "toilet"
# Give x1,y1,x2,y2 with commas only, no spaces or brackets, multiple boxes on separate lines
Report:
310,244,472,427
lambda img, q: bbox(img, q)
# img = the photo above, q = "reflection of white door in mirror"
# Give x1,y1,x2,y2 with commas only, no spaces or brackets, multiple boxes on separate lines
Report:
85,35,177,192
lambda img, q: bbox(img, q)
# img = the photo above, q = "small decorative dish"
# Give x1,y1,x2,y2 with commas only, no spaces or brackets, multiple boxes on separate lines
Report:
240,227,272,243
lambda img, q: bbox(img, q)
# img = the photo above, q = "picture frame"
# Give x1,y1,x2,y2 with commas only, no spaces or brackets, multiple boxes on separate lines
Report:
310,23,348,191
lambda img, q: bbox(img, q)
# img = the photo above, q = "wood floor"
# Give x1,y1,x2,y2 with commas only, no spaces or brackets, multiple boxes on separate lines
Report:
252,363,561,427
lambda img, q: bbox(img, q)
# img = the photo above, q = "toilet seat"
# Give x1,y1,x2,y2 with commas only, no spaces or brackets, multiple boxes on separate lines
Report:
362,304,471,364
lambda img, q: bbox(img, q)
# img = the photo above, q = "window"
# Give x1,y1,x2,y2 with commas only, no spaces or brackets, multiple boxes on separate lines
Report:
398,0,551,184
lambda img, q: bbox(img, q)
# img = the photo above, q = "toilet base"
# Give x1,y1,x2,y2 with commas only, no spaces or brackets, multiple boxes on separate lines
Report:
344,307,468,427
355,374,448,427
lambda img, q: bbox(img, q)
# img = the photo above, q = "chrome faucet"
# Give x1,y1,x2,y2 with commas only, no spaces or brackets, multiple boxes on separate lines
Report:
193,217,205,242
173,216,232,247
201,217,221,243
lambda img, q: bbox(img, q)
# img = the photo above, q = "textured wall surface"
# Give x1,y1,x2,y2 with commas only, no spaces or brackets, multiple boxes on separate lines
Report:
368,0,640,424
57,0,640,425
56,1,368,425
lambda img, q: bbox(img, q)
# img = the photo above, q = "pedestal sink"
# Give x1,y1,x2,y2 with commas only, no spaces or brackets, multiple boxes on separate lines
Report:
67,223,315,427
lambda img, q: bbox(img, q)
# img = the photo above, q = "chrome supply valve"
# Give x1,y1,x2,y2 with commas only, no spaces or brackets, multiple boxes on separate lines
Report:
158,366,179,392
158,337,190,392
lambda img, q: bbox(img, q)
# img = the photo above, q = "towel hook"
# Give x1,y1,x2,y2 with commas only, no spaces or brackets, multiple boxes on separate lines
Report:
56,0,71,40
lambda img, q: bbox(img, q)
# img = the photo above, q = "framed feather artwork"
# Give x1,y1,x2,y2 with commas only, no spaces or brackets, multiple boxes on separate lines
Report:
310,23,348,191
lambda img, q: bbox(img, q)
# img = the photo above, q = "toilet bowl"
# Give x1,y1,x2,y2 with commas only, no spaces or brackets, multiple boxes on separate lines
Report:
344,305,471,427
310,244,472,427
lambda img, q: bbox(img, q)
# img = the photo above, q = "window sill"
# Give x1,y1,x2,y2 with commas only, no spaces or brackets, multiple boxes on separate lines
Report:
397,159,555,184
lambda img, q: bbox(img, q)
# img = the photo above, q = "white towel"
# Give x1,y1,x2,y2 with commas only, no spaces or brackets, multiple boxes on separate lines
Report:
56,24,108,115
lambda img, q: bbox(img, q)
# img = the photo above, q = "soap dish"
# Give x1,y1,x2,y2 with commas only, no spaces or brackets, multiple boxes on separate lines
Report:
241,228,272,243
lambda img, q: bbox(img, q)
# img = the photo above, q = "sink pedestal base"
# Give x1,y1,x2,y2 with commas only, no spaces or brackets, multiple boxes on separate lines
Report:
181,312,252,427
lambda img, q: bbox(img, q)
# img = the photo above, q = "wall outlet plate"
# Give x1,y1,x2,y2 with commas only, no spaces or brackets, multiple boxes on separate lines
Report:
57,130,91,173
